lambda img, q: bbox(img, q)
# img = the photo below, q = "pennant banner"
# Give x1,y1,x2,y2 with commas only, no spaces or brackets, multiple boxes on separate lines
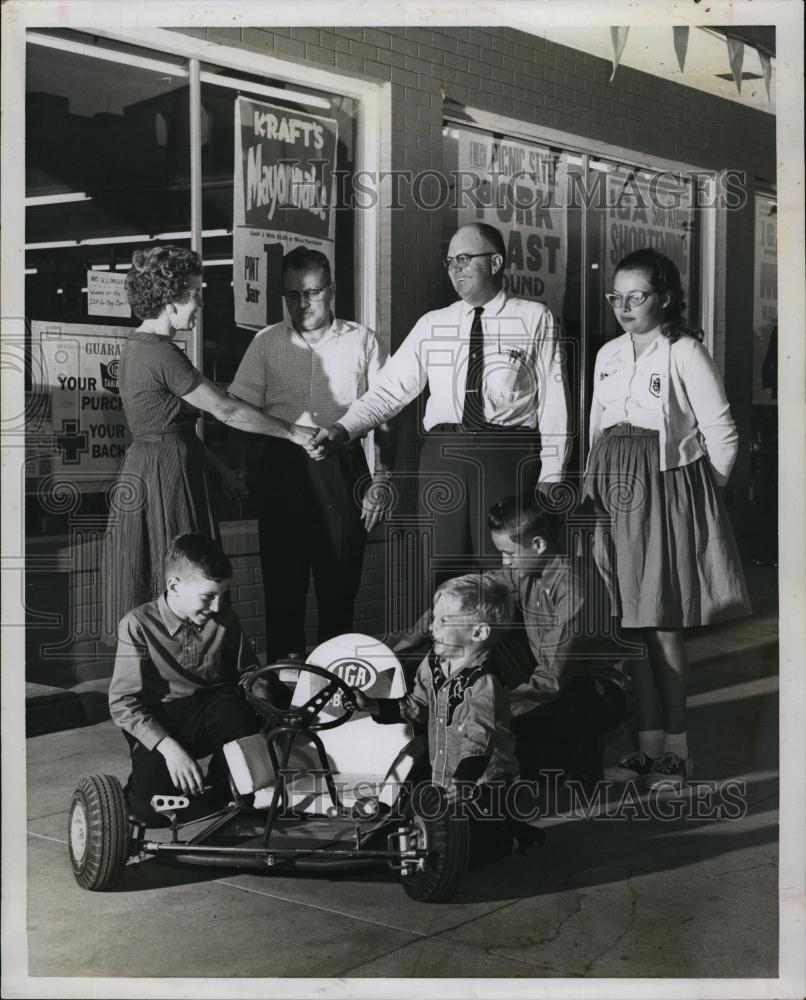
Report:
672,26,690,73
758,49,773,102
609,27,630,82
726,36,745,94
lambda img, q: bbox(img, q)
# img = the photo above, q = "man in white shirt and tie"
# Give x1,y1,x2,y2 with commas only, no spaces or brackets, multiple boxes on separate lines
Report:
312,223,571,590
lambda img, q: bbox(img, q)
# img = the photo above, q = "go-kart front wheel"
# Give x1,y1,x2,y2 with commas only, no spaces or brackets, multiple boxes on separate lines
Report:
68,774,130,891
399,800,471,903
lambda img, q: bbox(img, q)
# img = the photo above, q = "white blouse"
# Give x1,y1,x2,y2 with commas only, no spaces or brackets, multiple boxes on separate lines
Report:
589,331,739,485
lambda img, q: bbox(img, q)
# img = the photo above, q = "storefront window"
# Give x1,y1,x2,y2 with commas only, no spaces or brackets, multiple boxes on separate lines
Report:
24,30,362,535
25,32,191,536
196,70,358,519
746,190,777,564
442,120,703,472
586,157,699,347
752,192,777,407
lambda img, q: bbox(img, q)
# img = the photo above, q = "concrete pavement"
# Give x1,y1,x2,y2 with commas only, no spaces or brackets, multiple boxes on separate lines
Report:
17,569,782,986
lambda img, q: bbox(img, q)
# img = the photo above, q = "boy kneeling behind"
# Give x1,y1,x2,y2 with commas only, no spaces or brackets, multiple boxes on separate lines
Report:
109,533,283,825
349,575,525,861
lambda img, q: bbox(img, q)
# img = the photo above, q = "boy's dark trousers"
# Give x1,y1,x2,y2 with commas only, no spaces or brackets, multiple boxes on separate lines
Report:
124,685,262,825
511,675,630,782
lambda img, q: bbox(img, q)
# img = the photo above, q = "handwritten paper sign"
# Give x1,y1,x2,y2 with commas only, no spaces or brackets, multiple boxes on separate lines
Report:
87,270,132,318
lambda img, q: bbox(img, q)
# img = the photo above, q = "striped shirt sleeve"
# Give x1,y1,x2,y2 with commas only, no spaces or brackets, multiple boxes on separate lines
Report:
228,331,269,408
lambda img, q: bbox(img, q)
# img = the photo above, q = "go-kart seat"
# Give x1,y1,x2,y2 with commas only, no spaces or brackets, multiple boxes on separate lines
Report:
225,634,421,814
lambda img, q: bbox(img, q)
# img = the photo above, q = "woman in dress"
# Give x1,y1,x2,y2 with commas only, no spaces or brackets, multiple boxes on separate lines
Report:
584,248,751,788
103,245,315,634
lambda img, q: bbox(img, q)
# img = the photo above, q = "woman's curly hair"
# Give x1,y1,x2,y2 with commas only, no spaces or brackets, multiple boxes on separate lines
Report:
615,247,704,344
125,246,203,320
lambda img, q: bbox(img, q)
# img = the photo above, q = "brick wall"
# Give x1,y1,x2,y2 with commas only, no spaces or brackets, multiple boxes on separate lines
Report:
177,23,774,533
26,26,775,685
24,518,398,684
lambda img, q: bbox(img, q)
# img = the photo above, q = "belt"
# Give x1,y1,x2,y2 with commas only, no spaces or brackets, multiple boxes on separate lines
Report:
133,430,197,442
429,422,536,435
603,423,658,436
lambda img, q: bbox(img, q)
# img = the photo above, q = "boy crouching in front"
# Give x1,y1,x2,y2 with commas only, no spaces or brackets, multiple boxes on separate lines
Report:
108,533,271,826
350,575,520,862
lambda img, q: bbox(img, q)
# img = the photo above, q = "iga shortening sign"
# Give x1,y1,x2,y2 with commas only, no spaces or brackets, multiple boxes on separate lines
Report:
233,97,337,330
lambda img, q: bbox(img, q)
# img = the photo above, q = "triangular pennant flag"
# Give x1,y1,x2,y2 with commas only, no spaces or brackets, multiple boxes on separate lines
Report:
726,36,744,94
609,27,630,82
758,49,773,102
672,26,690,73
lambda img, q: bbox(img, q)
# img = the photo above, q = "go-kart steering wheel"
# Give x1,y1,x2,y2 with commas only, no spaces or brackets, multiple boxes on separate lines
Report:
243,660,356,731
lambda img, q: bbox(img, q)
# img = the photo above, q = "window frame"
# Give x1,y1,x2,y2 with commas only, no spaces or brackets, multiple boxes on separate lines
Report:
444,106,719,455
12,25,390,373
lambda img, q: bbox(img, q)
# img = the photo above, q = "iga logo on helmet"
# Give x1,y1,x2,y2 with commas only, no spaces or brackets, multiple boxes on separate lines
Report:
331,659,377,690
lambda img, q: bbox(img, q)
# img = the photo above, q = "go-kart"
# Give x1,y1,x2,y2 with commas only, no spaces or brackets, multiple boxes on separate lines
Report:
68,635,472,903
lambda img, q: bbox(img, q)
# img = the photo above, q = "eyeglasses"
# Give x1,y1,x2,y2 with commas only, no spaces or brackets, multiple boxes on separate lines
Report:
604,290,655,310
442,252,496,271
282,284,331,302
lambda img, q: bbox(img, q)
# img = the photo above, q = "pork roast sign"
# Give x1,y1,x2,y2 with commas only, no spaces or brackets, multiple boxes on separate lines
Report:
233,97,338,330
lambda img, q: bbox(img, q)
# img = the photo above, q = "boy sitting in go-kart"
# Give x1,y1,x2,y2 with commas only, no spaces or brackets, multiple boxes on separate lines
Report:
348,574,525,860
108,532,285,826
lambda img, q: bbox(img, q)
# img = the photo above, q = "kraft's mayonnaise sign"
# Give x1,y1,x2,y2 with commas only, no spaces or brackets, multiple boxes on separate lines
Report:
233,97,337,330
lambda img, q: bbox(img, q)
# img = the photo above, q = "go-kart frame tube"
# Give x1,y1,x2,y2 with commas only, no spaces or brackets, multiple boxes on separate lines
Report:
261,723,345,849
137,839,427,870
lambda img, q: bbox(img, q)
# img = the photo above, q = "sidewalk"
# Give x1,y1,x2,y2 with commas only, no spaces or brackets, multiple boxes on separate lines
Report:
22,568,779,981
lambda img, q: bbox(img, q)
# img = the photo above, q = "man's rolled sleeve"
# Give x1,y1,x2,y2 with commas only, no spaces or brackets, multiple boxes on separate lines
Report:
108,616,169,751
227,334,268,409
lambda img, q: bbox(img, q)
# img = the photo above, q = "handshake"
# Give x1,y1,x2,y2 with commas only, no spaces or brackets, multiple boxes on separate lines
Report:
289,422,349,460
288,423,394,532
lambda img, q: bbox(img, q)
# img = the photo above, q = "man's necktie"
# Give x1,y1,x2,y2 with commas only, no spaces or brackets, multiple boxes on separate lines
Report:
461,306,485,428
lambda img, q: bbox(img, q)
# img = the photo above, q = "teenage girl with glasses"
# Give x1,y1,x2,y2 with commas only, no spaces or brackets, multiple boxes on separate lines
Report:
583,247,751,788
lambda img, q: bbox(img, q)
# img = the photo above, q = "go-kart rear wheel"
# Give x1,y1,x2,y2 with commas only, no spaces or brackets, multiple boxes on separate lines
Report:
68,775,130,891
399,801,471,903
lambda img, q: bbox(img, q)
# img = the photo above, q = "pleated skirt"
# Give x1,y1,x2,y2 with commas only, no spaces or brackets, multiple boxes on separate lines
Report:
583,424,752,629
102,432,219,637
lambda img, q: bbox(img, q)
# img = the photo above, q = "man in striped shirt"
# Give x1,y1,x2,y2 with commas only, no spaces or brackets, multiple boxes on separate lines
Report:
229,247,396,661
